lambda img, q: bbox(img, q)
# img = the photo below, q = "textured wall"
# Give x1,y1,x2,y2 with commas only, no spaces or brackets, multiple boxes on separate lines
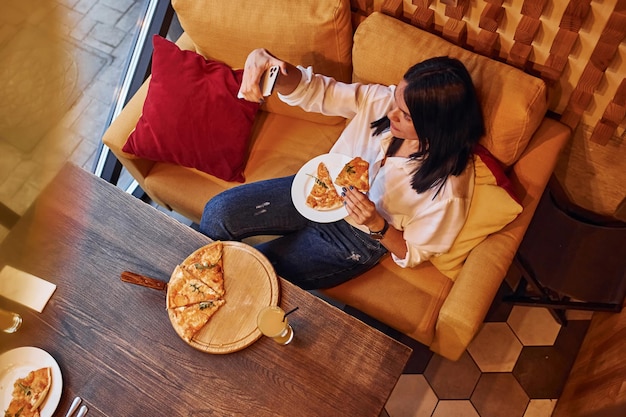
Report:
351,0,626,218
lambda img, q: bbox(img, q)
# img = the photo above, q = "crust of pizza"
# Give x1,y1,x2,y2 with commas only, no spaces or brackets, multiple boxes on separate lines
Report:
6,367,51,417
334,156,369,192
306,162,343,211
170,299,226,341
180,241,225,297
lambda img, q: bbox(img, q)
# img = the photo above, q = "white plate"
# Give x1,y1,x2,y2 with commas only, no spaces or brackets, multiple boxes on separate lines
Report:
291,153,351,223
0,347,62,417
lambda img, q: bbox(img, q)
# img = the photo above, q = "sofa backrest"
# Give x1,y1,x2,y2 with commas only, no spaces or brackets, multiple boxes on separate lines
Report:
352,12,548,167
171,0,353,126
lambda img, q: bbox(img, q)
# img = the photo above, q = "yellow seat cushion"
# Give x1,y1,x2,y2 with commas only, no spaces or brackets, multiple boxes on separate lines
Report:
351,12,548,166
323,257,453,346
171,0,353,126
144,111,346,223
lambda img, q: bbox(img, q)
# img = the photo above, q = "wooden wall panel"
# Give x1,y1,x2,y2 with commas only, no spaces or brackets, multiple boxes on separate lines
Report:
351,0,626,218
351,0,624,136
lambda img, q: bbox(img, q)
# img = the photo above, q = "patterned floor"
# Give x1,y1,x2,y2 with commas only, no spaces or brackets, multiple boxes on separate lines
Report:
346,265,592,417
1,2,593,416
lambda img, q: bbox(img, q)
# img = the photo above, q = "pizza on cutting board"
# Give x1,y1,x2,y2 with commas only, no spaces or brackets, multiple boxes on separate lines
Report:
167,241,227,342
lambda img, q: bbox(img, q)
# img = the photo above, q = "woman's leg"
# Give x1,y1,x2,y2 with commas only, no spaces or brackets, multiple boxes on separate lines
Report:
255,220,388,289
199,176,308,241
200,175,388,290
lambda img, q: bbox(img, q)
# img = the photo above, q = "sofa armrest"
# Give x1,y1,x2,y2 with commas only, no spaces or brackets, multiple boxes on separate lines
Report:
431,233,517,360
430,117,571,360
102,78,154,188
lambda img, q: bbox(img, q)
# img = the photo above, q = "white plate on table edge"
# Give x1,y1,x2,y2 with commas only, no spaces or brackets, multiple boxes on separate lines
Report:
291,153,351,223
0,347,62,417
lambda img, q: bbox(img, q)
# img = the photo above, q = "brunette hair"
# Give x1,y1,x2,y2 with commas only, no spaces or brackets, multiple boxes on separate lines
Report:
371,56,485,194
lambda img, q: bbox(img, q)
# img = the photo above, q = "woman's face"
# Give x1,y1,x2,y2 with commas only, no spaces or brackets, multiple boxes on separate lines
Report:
387,80,419,141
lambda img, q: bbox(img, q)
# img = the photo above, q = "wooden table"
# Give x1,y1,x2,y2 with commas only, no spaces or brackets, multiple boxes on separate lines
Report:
0,164,411,417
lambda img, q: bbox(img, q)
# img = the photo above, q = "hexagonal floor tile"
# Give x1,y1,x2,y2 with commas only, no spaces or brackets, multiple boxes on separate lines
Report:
432,400,479,417
523,399,557,417
508,306,561,346
424,351,480,399
513,345,572,399
467,322,523,372
471,373,529,417
385,374,438,417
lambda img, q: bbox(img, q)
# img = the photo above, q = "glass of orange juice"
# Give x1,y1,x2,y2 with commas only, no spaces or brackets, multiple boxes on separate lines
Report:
0,308,22,333
257,306,294,345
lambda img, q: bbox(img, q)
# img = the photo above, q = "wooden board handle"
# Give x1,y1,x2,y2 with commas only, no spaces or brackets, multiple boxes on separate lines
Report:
121,271,167,291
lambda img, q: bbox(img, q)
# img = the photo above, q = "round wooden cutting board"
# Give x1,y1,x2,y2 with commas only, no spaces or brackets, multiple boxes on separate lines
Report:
168,241,280,353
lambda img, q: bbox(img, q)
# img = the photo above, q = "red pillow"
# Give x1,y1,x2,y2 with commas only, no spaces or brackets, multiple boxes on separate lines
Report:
122,35,260,182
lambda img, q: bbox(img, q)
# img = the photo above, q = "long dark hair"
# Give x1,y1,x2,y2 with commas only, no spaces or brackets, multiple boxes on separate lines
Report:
371,56,485,194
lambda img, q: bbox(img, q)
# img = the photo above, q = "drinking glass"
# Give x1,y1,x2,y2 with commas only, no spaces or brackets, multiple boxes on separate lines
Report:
0,308,22,333
257,306,294,345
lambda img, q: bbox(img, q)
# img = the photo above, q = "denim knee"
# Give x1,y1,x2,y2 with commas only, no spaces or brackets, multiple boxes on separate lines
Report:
199,195,233,240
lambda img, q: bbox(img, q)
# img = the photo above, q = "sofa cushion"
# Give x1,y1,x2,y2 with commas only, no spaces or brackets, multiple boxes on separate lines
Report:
171,0,353,126
144,111,346,223
322,257,453,346
351,12,548,166
430,145,523,279
122,36,259,182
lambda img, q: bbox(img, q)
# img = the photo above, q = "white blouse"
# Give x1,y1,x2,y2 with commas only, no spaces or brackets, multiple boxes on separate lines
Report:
280,66,474,267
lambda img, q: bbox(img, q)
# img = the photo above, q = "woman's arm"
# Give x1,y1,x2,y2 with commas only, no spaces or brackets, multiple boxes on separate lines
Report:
238,48,301,102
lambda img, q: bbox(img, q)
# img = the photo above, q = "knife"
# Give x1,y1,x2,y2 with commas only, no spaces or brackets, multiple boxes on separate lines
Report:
120,271,167,291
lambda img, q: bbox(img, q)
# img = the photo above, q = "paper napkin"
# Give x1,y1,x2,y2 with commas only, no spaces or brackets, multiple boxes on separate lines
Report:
0,265,57,312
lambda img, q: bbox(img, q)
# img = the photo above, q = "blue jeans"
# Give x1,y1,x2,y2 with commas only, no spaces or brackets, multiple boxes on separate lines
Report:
199,176,388,289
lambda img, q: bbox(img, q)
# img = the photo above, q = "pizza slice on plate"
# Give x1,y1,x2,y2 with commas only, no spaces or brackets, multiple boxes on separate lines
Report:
5,367,52,417
180,241,225,297
170,299,226,342
4,398,40,417
306,162,343,211
334,156,369,192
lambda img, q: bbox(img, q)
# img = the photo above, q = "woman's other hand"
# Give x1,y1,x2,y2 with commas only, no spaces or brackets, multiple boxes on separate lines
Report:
341,187,384,231
342,186,407,259
237,48,300,102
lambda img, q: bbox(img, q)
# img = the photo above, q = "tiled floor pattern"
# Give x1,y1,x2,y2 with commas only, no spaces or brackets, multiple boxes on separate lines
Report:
356,270,592,417
1,1,593,417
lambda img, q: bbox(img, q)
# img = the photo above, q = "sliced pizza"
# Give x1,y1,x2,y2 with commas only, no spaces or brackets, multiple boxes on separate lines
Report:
180,241,225,297
5,367,51,417
4,398,40,417
166,264,221,309
166,241,227,342
334,156,370,192
170,299,226,342
306,162,343,211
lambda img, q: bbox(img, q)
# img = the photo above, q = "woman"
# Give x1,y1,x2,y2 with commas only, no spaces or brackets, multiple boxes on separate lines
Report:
199,49,485,290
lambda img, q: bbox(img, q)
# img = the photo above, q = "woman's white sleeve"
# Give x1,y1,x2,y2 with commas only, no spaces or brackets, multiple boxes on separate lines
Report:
392,197,469,268
278,66,362,119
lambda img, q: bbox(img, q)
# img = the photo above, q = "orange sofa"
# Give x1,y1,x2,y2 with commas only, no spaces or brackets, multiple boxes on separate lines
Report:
103,0,571,360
